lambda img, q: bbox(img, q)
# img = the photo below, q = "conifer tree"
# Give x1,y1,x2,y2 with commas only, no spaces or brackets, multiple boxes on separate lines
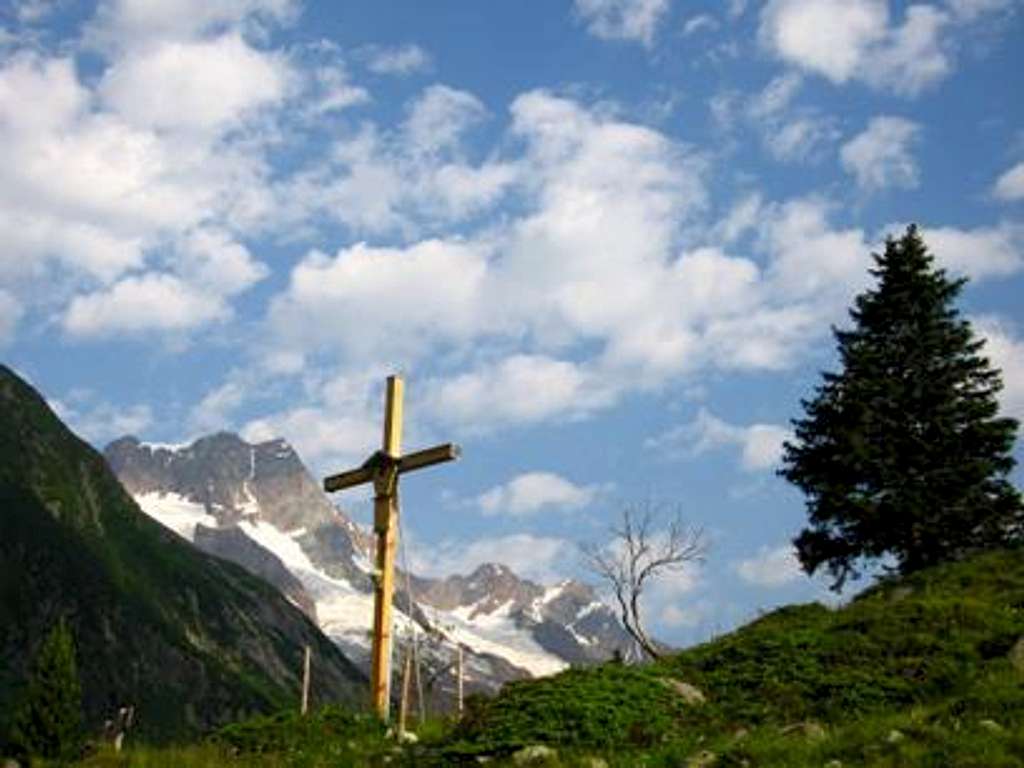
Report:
8,617,84,762
780,225,1023,590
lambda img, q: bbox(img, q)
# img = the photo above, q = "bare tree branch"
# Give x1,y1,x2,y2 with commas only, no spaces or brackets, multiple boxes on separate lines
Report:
581,500,706,660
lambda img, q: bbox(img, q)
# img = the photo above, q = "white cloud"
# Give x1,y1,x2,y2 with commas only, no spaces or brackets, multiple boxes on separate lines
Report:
748,72,803,121
760,0,952,95
477,472,602,517
422,356,618,432
188,379,248,433
98,33,289,131
87,0,298,48
760,0,889,83
51,394,154,445
736,544,804,587
0,43,281,336
175,228,268,296
240,369,389,474
743,74,840,164
761,198,874,304
15,0,57,23
683,14,719,36
0,290,22,345
268,239,491,364
764,115,840,163
243,405,381,472
716,193,764,244
640,559,704,628
361,43,431,75
840,116,921,192
973,316,1024,419
307,61,369,114
647,407,791,471
269,86,517,235
404,84,488,156
946,0,1018,20
63,273,228,338
993,161,1024,202
410,533,576,583
921,222,1024,280
259,92,905,437
574,0,670,46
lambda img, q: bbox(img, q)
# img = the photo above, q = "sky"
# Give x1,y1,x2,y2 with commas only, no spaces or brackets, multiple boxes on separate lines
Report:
2,0,1023,647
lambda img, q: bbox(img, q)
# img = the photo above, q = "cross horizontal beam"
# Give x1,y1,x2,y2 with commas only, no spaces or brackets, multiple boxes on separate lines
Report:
323,442,461,493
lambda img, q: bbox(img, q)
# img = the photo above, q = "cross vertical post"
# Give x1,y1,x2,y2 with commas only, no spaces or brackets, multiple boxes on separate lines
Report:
370,375,402,716
322,375,460,722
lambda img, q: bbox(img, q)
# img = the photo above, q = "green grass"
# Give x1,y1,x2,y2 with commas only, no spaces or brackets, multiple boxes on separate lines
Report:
18,548,1024,767
428,548,1024,765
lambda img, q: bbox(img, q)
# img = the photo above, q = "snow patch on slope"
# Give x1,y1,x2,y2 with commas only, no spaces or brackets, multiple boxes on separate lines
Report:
440,600,568,677
133,491,569,678
136,491,218,539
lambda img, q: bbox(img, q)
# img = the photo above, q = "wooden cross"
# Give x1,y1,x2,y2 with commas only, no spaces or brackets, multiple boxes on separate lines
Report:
322,375,460,720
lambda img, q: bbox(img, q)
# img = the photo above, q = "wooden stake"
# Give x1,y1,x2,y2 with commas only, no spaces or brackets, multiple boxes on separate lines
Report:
301,645,311,715
398,645,413,739
456,644,464,715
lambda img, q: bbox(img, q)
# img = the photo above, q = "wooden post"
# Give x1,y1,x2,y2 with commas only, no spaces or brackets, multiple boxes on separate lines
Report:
397,645,413,739
456,644,464,715
322,375,460,722
301,645,311,715
369,376,402,718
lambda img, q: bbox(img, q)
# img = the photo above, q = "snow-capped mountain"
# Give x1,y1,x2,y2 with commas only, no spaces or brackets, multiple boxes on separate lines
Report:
103,433,631,704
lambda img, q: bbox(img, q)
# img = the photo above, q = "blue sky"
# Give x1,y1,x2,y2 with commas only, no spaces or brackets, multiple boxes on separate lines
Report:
3,0,1023,647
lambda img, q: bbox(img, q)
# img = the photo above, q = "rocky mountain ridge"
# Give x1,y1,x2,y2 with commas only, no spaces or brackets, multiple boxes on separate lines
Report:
104,432,632,702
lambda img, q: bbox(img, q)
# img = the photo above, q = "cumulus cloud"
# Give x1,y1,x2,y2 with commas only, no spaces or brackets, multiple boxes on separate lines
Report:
404,84,488,156
840,116,921,192
973,316,1024,420
723,74,840,164
735,544,804,587
188,379,249,434
63,273,228,338
477,472,602,517
260,92,899,437
86,0,298,49
98,33,290,131
359,43,431,75
267,86,517,236
764,115,840,163
761,198,874,304
268,239,491,364
647,408,792,471
0,4,286,340
574,0,670,46
920,222,1024,280
760,0,952,95
993,161,1024,202
305,59,369,115
50,393,154,445
424,355,625,434
410,533,577,583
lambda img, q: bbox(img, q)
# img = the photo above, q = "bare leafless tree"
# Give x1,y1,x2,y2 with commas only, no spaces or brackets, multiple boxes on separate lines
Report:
582,502,706,660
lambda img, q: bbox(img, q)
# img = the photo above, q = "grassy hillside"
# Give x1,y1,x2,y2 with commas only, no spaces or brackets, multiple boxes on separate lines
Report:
45,546,1024,767
0,365,365,745
441,547,1024,765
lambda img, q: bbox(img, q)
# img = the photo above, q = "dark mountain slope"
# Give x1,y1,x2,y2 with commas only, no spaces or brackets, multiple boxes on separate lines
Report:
0,365,365,742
